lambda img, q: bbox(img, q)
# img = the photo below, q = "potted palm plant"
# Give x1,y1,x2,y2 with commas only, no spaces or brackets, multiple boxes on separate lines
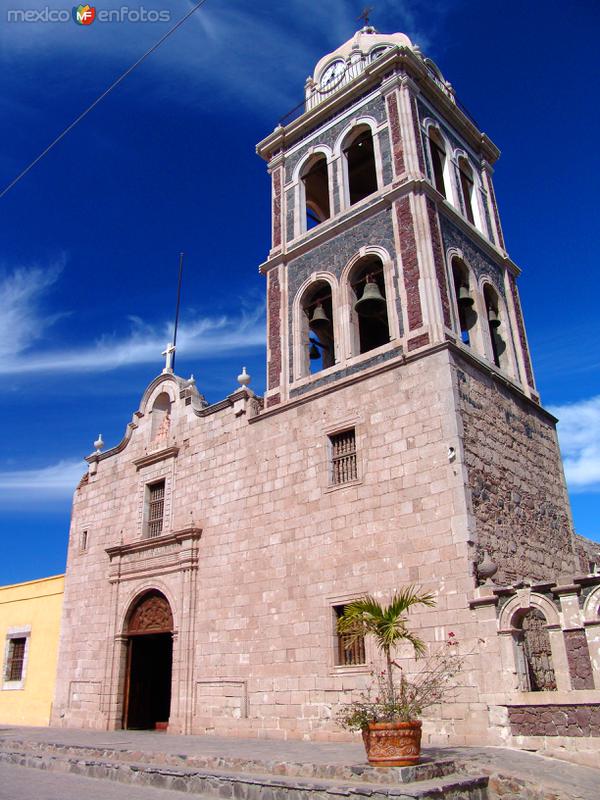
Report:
336,587,462,767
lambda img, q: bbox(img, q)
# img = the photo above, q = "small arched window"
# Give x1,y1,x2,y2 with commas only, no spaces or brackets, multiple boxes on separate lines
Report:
515,609,557,692
349,256,390,355
151,392,172,441
451,258,476,345
343,127,378,206
428,127,447,198
301,155,330,230
483,284,506,369
300,281,335,376
458,156,476,225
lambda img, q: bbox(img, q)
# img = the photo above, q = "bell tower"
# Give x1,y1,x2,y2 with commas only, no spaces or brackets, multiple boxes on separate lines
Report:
257,25,577,584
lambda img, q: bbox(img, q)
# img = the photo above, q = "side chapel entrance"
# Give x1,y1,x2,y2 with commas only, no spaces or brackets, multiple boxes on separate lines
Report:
123,590,174,730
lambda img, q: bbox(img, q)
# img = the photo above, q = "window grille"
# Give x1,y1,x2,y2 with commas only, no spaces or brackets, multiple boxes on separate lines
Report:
6,637,26,682
334,606,366,666
330,429,357,485
147,480,165,538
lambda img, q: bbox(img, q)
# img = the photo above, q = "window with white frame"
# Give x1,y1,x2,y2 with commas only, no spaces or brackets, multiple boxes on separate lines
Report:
349,256,390,356
300,280,335,377
3,629,30,689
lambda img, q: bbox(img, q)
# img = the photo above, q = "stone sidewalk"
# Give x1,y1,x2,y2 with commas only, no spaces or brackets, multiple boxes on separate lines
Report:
0,725,598,800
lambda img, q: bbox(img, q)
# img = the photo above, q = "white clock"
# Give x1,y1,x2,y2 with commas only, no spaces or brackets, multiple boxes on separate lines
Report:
319,59,346,91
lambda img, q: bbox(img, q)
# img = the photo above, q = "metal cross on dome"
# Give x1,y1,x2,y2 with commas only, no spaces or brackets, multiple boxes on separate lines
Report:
358,6,374,25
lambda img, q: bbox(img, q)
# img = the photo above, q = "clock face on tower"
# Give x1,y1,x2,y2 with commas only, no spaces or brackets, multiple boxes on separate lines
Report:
319,59,346,91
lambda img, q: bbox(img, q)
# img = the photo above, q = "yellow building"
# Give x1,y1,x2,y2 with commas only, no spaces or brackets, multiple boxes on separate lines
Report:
0,574,64,726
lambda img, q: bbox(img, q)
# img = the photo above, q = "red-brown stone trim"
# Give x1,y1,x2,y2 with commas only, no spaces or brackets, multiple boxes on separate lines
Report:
507,704,600,737
267,270,282,391
385,92,405,177
395,197,422,330
564,629,595,690
508,273,535,389
411,96,425,175
407,333,430,351
266,393,281,408
272,167,282,249
426,198,451,328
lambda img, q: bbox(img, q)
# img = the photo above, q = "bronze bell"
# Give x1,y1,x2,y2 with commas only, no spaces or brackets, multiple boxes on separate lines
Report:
487,307,501,328
354,277,386,317
458,285,474,307
309,341,321,360
309,302,330,331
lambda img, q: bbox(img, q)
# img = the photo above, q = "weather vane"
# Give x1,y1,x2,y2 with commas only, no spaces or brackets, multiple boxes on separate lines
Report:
358,6,374,26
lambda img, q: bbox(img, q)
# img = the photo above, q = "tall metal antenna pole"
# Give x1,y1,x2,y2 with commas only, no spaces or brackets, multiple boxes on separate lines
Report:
171,251,185,373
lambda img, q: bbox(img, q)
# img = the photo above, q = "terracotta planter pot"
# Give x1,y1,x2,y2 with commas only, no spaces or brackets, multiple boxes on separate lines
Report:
362,720,422,767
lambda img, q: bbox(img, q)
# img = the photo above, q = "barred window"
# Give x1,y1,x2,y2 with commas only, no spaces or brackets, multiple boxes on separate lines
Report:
330,429,357,485
147,480,165,538
5,637,26,682
334,605,366,666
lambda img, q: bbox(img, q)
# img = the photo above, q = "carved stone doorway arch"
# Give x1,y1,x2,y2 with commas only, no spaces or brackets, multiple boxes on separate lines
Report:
123,590,173,730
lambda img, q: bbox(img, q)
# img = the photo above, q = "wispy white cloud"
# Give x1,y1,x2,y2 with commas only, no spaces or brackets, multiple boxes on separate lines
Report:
0,260,66,359
550,395,600,493
0,458,85,509
0,262,264,375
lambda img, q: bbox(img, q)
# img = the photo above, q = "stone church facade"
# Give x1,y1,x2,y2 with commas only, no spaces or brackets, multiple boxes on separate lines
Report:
52,27,600,763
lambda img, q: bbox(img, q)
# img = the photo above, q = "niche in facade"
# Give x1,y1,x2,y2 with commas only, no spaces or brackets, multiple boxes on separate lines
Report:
350,257,390,355
150,392,172,442
515,609,557,692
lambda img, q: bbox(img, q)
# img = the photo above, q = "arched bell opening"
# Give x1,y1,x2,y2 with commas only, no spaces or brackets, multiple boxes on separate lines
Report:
343,126,378,206
349,257,390,355
427,126,448,199
513,608,557,692
458,155,476,226
301,155,330,231
122,590,174,730
483,283,506,369
300,280,335,376
451,258,477,346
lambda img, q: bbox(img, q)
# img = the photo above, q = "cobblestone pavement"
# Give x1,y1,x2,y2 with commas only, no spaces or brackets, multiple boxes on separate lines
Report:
0,726,598,799
0,762,210,800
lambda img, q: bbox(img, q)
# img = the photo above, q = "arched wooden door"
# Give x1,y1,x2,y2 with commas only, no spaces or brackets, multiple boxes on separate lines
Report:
123,590,173,730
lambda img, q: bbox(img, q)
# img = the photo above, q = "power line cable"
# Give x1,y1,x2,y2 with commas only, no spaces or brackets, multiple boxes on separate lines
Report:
0,0,209,199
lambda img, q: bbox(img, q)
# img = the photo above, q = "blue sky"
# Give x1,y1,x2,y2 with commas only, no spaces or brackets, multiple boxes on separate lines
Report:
0,0,598,585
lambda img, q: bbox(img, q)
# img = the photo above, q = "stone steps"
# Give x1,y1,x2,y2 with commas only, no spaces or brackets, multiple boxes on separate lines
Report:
0,737,459,785
0,745,489,800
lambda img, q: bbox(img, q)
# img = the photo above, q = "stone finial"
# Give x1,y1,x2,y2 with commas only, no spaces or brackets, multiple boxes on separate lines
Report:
93,434,104,453
237,366,251,387
477,551,498,586
188,374,196,386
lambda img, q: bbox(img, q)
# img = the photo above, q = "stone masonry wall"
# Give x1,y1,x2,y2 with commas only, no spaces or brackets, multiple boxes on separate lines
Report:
507,704,600,737
564,629,595,690
53,350,482,741
453,352,576,583
575,534,600,574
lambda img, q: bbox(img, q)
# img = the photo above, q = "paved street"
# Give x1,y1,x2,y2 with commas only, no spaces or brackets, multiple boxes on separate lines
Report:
0,762,209,800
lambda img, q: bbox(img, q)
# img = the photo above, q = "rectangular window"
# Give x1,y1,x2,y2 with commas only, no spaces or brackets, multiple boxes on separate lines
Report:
5,637,26,683
147,479,165,538
330,429,357,485
334,605,366,666
80,530,88,551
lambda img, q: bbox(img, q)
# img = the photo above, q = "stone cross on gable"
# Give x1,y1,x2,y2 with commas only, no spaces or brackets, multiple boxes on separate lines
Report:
162,342,176,373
